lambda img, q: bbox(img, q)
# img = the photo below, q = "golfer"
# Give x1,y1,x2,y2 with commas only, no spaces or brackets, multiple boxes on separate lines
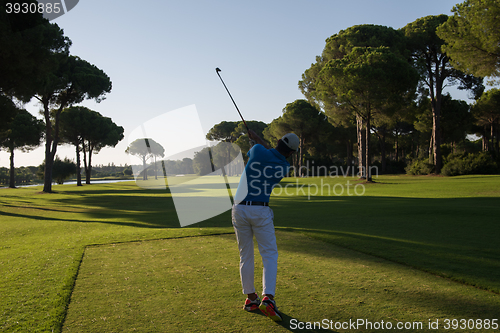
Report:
232,129,299,322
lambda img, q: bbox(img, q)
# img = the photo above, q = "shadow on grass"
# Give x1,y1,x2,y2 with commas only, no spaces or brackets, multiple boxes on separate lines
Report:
5,183,499,295
271,194,500,294
0,210,89,223
277,229,500,319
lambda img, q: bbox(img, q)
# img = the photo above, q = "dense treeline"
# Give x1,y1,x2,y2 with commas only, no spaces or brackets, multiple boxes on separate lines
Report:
136,3,500,179
0,166,38,186
202,4,500,178
0,163,134,187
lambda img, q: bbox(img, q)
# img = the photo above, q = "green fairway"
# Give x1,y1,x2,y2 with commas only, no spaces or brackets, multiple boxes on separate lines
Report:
1,175,499,332
63,232,500,333
272,175,500,294
0,182,230,332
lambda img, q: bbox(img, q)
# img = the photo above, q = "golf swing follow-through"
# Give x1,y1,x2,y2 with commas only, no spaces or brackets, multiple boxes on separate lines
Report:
216,67,300,322
215,68,249,133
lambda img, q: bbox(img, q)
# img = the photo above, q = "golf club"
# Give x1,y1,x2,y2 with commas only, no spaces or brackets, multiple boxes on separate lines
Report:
215,67,249,133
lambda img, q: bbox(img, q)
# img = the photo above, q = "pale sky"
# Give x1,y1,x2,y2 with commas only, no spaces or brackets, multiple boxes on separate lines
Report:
0,0,469,168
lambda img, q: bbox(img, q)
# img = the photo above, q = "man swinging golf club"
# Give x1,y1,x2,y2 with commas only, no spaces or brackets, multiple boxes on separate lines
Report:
232,128,299,322
214,67,299,320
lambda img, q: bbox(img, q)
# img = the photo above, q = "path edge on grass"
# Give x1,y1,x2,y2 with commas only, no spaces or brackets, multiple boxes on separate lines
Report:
55,231,236,333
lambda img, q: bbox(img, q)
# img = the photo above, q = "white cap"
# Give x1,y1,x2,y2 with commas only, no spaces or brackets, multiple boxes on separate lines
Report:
281,133,300,151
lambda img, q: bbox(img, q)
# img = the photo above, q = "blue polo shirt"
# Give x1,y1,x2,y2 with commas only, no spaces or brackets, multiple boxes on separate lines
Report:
234,144,290,203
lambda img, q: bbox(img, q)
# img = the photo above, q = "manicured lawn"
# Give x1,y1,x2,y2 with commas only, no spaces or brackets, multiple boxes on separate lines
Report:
0,182,229,332
1,175,499,332
272,175,500,294
64,232,500,332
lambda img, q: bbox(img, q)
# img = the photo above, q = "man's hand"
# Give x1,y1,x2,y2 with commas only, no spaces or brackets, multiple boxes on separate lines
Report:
248,129,270,149
248,129,258,141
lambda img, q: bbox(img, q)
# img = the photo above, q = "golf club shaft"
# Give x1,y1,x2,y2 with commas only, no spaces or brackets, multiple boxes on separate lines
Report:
216,69,249,132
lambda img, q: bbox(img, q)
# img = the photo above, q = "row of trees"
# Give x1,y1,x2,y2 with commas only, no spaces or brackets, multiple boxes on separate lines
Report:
125,138,243,179
130,82,498,180
203,87,498,178
0,104,123,188
0,159,138,187
0,166,38,186
0,0,120,190
204,2,499,178
298,15,486,180
59,106,124,186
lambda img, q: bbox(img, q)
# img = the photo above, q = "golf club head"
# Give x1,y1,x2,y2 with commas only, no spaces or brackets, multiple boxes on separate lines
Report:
215,67,221,73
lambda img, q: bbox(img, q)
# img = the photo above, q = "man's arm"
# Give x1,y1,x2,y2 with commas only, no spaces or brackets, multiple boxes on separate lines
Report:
248,129,270,149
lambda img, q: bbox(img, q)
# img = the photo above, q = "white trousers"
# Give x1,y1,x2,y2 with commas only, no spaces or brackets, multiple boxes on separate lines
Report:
231,204,278,296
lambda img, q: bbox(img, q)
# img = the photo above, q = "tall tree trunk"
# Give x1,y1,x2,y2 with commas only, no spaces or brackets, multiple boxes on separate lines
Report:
429,132,434,164
430,55,445,174
76,144,82,186
424,53,446,173
432,104,442,173
42,98,53,193
42,101,64,192
365,112,372,182
481,127,487,151
154,155,158,180
86,146,93,184
9,147,15,188
82,141,88,181
142,155,148,180
357,115,366,178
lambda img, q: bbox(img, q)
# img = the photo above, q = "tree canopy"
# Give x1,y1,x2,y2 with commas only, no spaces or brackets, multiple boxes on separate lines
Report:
472,88,500,154
206,121,239,142
60,106,123,185
0,108,44,187
318,47,418,180
126,138,165,180
401,14,484,173
299,24,408,106
36,53,112,192
0,0,70,100
437,0,500,80
2,1,498,183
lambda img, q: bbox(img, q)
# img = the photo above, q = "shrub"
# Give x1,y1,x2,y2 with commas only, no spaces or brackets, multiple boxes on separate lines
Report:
38,157,77,184
123,166,133,176
441,152,498,176
405,159,434,175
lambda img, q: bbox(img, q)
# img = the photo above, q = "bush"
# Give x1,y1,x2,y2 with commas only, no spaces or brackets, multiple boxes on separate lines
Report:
38,157,77,184
123,166,133,176
441,152,498,176
405,159,434,175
